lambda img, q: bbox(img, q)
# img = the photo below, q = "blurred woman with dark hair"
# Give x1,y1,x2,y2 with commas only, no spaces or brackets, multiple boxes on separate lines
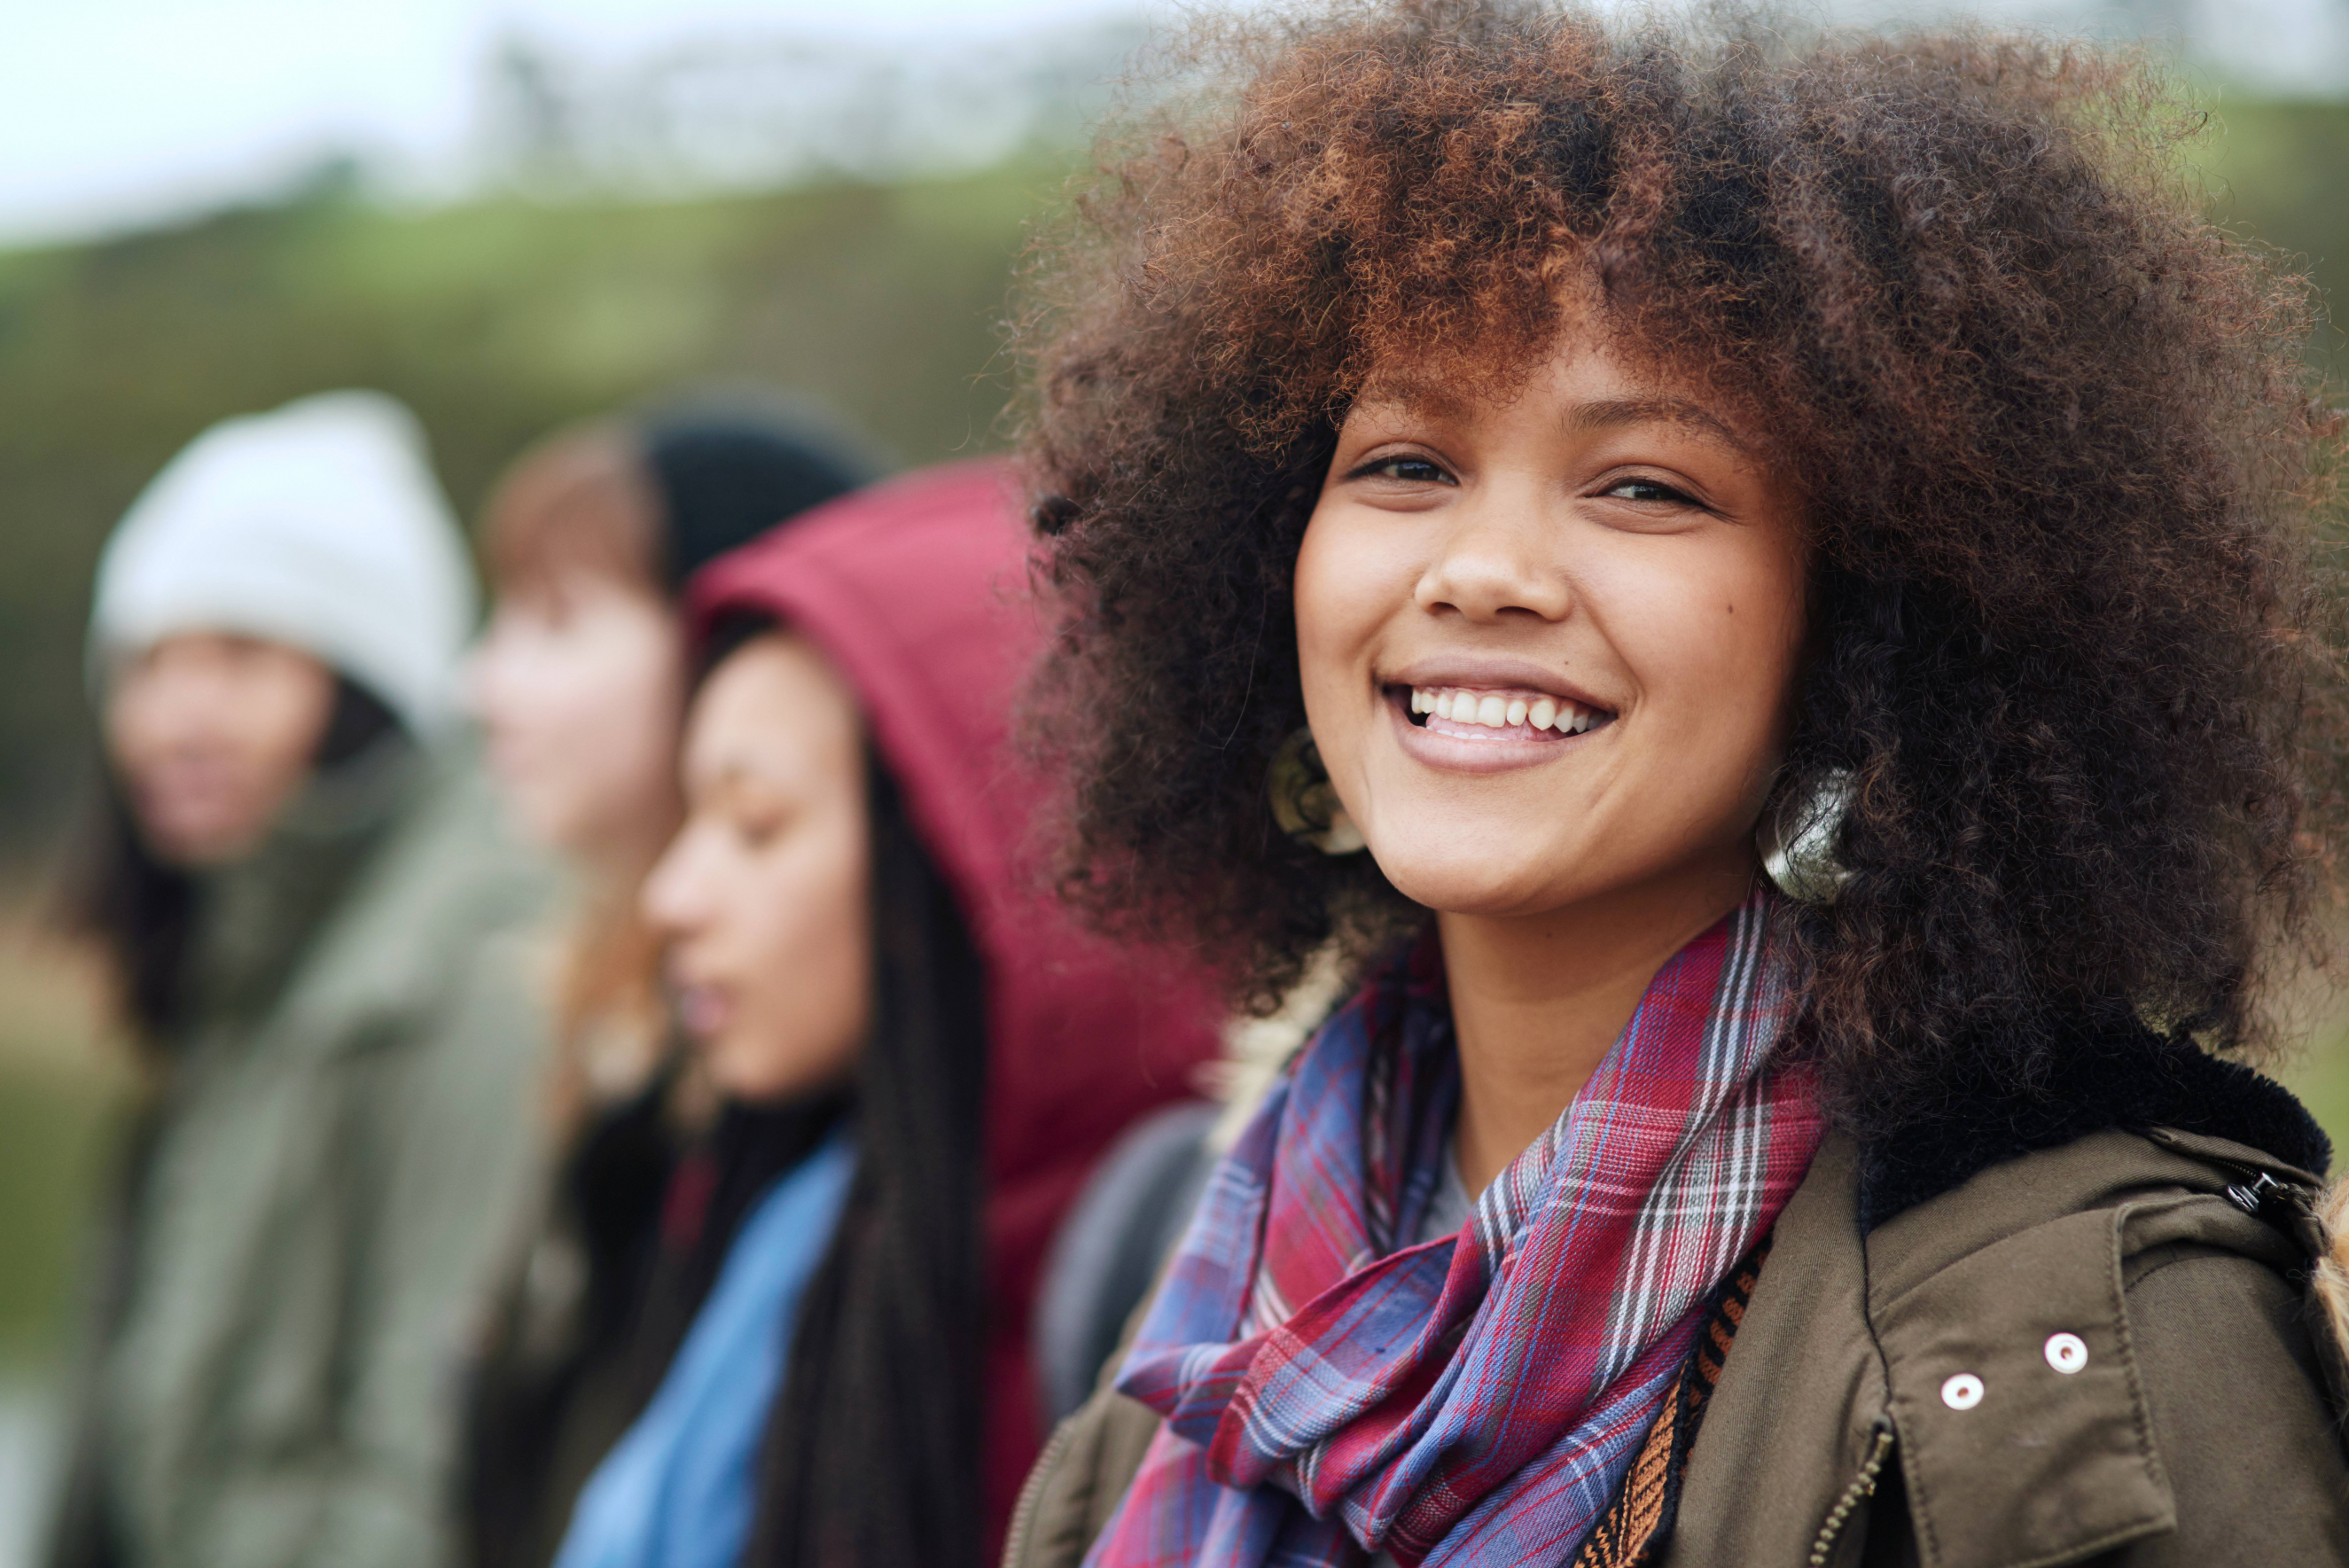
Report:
543,461,1221,1568
468,394,886,1125
459,394,885,1568
49,391,553,1568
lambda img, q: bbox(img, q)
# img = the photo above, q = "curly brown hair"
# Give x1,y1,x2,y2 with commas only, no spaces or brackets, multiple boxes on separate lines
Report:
1014,0,2348,1127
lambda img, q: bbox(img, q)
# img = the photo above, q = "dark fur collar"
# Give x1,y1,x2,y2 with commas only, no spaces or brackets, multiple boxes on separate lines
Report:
1854,1023,2332,1233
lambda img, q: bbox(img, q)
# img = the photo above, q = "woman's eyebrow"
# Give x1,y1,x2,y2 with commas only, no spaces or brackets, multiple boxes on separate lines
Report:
1352,380,1471,423
1567,397,1747,452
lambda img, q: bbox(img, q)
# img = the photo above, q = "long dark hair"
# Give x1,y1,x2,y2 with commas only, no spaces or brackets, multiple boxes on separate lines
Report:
748,748,988,1568
669,615,990,1568
60,675,402,1039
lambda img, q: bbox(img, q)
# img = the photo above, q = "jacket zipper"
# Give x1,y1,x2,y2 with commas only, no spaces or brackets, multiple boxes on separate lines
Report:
1004,1410,1082,1565
1807,1419,1895,1566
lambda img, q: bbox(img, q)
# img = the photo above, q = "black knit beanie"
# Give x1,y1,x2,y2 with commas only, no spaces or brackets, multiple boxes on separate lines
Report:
640,395,887,591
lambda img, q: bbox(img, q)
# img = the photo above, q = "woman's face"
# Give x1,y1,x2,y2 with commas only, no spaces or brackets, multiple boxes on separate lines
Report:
640,632,872,1104
468,570,684,870
105,631,335,868
1295,324,1808,923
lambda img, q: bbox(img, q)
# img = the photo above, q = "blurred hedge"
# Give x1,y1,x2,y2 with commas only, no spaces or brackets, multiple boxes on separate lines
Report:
0,101,2345,866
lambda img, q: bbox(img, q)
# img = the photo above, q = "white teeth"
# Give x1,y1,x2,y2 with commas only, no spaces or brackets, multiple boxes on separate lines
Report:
1409,685,1605,734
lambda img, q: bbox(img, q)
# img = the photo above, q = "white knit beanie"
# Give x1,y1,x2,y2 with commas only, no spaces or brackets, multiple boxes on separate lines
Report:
89,390,477,736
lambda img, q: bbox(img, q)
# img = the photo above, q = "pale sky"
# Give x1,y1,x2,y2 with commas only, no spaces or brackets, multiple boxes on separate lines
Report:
0,0,1144,244
2,0,2341,246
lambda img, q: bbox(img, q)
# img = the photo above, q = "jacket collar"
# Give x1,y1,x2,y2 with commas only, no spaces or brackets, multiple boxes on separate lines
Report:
1854,1019,2331,1233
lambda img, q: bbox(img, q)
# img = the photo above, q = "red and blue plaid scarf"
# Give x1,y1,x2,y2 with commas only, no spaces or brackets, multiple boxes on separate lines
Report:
1089,889,1824,1567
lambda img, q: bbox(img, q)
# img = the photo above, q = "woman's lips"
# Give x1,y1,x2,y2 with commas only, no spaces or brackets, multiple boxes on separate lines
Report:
1383,684,1611,771
673,981,735,1040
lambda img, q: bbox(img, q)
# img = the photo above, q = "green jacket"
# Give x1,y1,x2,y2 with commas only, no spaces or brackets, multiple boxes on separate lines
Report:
1006,1049,2349,1567
47,742,555,1568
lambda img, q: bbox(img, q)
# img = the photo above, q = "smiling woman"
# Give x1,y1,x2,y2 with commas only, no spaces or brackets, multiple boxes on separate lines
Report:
1005,4,2349,1565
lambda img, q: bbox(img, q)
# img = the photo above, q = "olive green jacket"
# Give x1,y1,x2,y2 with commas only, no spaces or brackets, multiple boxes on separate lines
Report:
1008,1112,2349,1567
47,744,555,1568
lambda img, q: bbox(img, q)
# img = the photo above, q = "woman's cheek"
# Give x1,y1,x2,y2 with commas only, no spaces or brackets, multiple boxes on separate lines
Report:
733,839,873,1101
1292,503,1400,787
1628,558,1802,829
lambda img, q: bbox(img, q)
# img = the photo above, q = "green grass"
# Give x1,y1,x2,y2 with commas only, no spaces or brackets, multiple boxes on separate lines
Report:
2283,1032,2349,1158
0,917,127,1367
0,1076,118,1359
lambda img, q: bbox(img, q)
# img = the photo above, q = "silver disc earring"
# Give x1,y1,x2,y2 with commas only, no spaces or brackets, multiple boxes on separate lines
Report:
1758,768,1854,904
1268,727,1367,855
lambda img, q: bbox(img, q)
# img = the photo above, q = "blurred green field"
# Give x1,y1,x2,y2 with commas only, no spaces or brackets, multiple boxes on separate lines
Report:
2282,993,2349,1158
2290,1061,2349,1150
0,913,128,1365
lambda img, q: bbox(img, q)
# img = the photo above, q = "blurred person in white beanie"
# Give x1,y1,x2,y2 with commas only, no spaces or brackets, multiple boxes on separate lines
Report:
46,391,555,1568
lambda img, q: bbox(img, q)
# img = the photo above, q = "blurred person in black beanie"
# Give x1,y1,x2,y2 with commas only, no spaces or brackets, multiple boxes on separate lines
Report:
460,391,883,1568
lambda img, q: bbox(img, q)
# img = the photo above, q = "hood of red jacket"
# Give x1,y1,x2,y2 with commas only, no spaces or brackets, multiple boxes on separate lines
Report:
686,456,1221,1547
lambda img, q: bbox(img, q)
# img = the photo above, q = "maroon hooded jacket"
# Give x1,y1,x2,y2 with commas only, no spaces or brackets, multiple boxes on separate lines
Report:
687,457,1221,1551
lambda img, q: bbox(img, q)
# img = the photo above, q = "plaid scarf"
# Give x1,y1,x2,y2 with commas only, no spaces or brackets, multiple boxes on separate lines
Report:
1089,889,1823,1568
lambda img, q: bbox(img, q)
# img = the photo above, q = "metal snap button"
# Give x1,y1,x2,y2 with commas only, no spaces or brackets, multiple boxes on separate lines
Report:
1940,1372,1985,1410
2044,1332,2088,1374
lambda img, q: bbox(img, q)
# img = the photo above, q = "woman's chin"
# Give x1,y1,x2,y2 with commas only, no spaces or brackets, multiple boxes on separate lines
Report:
1366,839,1588,922
703,1055,795,1106
699,1036,858,1108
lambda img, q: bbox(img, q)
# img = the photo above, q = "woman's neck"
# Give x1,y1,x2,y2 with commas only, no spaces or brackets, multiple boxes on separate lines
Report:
1440,854,1757,1194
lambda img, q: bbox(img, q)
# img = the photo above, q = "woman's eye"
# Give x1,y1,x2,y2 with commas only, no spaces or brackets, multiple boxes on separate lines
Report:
1354,454,1455,485
1602,477,1697,505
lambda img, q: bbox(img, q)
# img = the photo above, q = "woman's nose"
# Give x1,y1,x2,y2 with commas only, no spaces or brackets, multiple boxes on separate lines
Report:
638,830,705,933
1413,492,1574,624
